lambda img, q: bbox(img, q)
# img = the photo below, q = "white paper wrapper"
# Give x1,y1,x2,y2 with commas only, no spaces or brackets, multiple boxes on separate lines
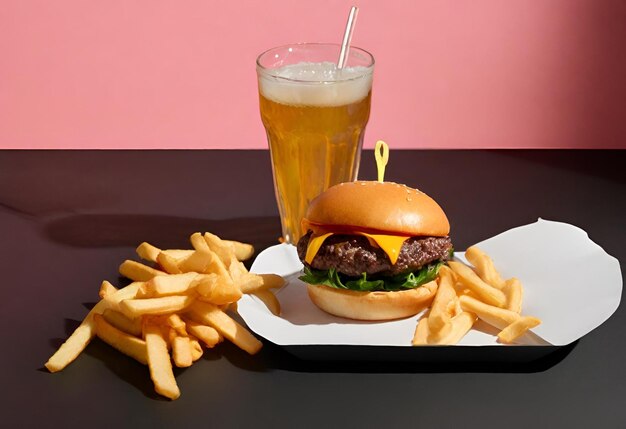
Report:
238,220,622,347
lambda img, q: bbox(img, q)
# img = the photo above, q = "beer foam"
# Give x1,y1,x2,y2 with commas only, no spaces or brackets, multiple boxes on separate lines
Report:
259,61,373,107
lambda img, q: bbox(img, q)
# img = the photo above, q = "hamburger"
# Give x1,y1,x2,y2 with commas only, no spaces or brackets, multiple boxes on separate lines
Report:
297,180,453,321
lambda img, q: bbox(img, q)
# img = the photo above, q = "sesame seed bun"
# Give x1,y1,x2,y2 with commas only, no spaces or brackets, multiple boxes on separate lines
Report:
302,181,449,236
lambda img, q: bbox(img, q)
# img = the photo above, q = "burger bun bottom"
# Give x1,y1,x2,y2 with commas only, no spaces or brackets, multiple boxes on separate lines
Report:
306,281,438,321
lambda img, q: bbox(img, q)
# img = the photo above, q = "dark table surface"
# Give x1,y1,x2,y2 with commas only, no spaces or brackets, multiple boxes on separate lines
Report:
0,150,624,428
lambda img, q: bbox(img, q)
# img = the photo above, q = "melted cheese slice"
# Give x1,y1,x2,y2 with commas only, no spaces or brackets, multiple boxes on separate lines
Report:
358,233,409,265
305,232,334,265
304,231,410,265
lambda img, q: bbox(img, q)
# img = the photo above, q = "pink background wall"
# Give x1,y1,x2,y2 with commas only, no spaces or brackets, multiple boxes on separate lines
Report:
1,1,624,149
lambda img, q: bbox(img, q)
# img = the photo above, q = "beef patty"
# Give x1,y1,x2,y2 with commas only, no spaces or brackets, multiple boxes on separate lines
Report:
297,231,453,277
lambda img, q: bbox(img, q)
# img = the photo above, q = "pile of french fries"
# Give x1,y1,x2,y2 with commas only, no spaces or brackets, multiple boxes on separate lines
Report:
413,246,542,345
45,232,284,400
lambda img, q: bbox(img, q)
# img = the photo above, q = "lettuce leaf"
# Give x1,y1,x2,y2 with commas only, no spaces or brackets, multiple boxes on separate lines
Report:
299,261,444,292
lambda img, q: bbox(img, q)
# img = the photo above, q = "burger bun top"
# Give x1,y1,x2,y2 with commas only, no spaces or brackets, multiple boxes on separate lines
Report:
303,181,450,237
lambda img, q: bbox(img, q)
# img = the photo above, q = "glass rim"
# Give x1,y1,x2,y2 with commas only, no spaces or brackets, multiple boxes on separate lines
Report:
256,42,375,84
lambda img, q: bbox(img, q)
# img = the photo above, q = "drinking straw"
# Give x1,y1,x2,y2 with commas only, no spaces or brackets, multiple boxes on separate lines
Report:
337,6,359,70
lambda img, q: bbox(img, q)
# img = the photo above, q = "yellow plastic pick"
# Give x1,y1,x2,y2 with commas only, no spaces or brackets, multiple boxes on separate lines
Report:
375,140,389,182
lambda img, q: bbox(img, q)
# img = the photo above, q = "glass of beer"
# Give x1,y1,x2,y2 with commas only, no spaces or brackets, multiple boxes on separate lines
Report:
256,43,374,244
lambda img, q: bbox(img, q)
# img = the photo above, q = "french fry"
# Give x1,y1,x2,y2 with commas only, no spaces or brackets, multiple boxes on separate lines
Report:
45,282,142,372
178,249,213,273
144,321,180,400
414,311,477,346
459,295,520,330
498,316,542,344
503,277,523,313
207,249,234,281
195,273,241,305
120,295,196,319
224,240,254,261
453,282,477,299
102,309,143,337
228,255,248,280
136,242,161,263
448,261,507,307
187,301,262,354
189,337,203,361
194,273,219,295
428,266,456,337
240,273,285,294
236,272,263,292
203,232,234,266
184,319,222,347
429,312,477,345
465,246,506,289
165,313,188,336
253,290,281,316
158,320,173,350
94,314,148,365
190,232,212,253
101,282,143,308
139,272,198,298
412,316,430,345
119,260,166,282
171,332,193,368
156,252,182,274
45,305,106,372
261,273,286,288
99,280,118,299
450,296,463,317
218,302,238,313
162,249,194,260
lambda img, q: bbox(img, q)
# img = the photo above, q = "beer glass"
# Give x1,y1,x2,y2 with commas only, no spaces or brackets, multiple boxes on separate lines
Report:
256,43,374,244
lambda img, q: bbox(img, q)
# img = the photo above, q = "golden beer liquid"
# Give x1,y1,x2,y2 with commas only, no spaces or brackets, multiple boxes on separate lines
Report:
260,91,372,244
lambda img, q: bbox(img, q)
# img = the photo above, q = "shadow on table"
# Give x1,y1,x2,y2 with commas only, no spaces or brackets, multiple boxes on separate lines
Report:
41,318,163,399
220,340,578,374
42,214,282,256
44,322,575,396
46,317,227,400
84,336,163,399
